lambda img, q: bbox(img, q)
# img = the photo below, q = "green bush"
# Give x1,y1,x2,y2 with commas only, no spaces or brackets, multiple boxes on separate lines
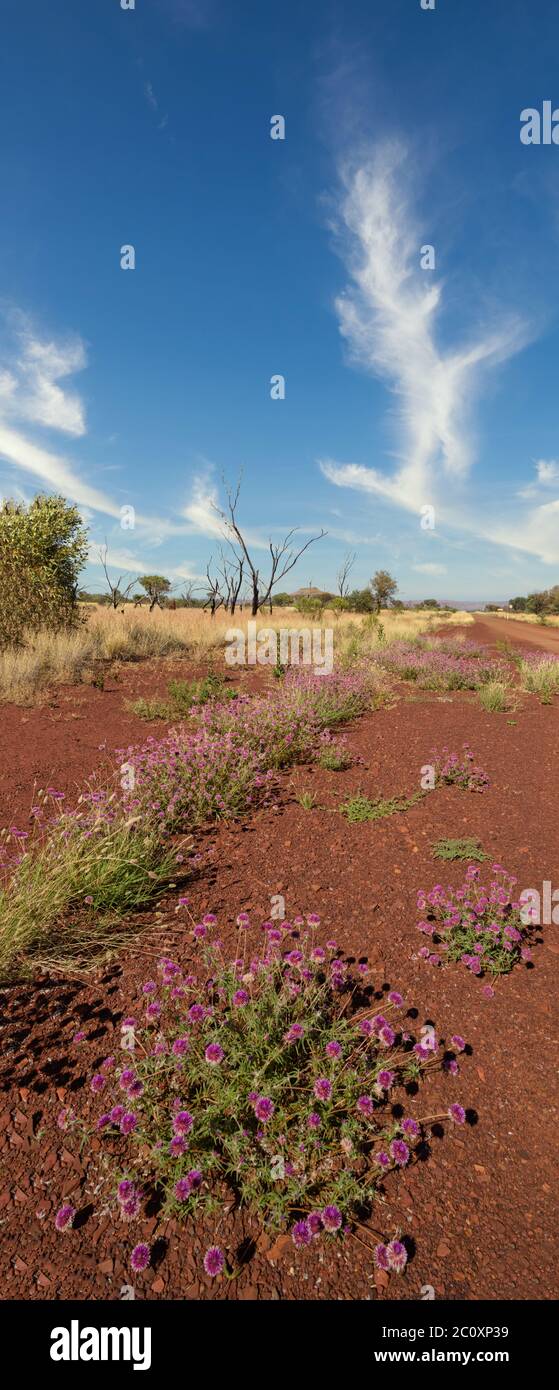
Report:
0,494,88,649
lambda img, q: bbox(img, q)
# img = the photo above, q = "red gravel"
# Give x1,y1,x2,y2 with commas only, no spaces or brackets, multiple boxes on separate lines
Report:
0,617,557,1302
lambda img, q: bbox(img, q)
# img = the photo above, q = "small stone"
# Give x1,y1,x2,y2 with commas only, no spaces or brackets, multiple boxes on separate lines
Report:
436,1242,451,1258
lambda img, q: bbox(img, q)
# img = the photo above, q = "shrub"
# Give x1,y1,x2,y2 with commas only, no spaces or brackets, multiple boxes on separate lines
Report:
432,838,487,862
372,638,504,690
431,745,490,793
130,675,234,721
340,791,423,823
0,495,88,650
318,743,353,771
120,670,377,831
416,864,534,978
0,789,185,979
519,655,559,704
478,680,511,713
55,909,468,1266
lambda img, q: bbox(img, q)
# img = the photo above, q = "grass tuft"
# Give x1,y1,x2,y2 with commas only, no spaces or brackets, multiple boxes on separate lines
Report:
432,838,488,862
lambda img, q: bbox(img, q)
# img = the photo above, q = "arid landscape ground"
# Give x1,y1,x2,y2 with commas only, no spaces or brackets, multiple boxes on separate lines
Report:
0,610,557,1303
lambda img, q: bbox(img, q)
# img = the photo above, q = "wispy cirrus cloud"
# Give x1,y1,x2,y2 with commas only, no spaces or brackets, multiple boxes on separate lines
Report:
319,142,559,563
144,80,168,131
321,141,528,511
412,562,447,575
0,315,123,517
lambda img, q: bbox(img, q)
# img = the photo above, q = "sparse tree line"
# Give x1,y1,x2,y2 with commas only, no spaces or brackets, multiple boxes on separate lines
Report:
503,586,559,616
1,486,456,651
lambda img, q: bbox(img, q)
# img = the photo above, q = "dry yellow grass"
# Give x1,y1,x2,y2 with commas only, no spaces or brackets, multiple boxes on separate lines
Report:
487,609,559,628
0,604,474,704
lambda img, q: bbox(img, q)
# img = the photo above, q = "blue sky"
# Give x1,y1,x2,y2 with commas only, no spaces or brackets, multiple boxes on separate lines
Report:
1,0,559,602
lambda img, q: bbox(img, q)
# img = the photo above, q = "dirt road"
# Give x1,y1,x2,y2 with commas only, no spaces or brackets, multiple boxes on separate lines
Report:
457,615,559,653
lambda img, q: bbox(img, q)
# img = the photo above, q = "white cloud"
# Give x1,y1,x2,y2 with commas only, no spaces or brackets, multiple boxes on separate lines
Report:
319,144,559,560
325,143,527,514
536,459,559,485
181,473,229,540
2,323,87,435
412,562,447,575
0,423,122,516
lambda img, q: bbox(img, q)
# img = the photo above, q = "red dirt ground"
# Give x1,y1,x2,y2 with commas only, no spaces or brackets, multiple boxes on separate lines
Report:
0,616,557,1302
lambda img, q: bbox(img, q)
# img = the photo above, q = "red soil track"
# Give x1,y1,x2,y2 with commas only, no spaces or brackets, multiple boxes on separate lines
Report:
0,619,557,1302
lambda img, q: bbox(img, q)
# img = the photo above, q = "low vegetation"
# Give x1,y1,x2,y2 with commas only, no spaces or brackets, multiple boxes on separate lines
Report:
478,680,512,713
53,909,468,1274
432,838,488,862
518,655,559,704
339,790,424,823
0,671,376,978
130,674,235,721
416,864,534,979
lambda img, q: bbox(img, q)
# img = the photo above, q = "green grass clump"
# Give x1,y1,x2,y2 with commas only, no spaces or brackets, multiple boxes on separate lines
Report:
478,680,511,713
0,802,184,979
340,790,424,823
519,657,559,704
432,837,488,862
130,673,235,720
318,744,352,771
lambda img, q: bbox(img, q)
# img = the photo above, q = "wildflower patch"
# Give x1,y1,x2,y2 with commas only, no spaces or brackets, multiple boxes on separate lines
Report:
56,907,469,1281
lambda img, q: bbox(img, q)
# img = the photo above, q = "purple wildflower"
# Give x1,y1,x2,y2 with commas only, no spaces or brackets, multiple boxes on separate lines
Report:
173,1110,194,1137
55,1204,75,1232
314,1077,332,1102
203,1245,224,1277
390,1139,410,1166
374,1243,390,1270
254,1096,275,1123
322,1205,342,1232
130,1243,150,1272
291,1220,312,1248
387,1239,408,1273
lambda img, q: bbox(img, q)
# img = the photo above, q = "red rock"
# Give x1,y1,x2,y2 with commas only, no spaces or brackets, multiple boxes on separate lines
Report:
99,1259,113,1275
374,1269,389,1290
436,1242,451,1258
265,1233,292,1263
151,1276,165,1294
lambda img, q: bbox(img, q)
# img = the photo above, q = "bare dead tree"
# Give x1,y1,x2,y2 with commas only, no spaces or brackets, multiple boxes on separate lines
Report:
203,562,225,618
336,550,356,599
213,479,327,617
216,547,244,615
98,543,138,611
180,581,203,606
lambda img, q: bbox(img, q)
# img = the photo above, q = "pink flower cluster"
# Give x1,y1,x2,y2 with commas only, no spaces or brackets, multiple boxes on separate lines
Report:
373,638,504,691
416,863,532,978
